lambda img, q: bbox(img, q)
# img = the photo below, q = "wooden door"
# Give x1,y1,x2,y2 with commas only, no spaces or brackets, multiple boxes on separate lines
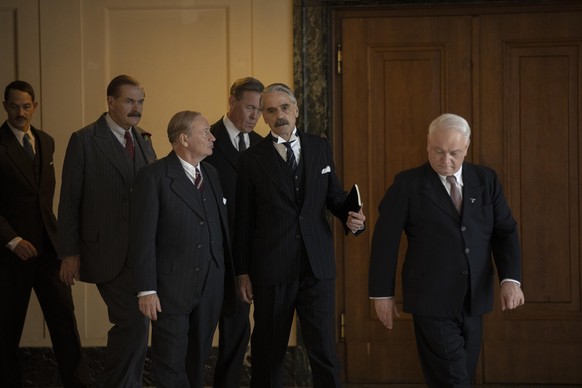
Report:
338,12,473,384
335,3,582,384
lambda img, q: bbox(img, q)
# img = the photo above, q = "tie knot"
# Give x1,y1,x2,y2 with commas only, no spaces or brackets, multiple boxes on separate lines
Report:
446,175,457,184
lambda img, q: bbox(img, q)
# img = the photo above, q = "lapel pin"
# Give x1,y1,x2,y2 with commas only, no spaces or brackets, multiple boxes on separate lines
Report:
469,198,476,204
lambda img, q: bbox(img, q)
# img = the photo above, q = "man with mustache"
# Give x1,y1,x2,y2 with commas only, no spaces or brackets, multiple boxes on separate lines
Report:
58,75,157,388
234,83,366,387
0,80,90,387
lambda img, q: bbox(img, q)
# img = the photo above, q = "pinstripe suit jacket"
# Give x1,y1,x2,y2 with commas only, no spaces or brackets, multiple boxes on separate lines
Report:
234,131,350,285
128,151,236,314
0,122,57,254
57,113,156,284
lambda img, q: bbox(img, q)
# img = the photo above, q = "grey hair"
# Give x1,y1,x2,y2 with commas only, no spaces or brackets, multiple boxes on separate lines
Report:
167,110,201,143
260,83,297,109
428,113,471,139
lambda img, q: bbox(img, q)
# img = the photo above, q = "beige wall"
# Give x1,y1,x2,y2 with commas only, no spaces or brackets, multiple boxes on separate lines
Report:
1,0,292,347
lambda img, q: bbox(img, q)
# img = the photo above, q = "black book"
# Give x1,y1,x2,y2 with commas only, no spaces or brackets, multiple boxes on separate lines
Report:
342,184,362,234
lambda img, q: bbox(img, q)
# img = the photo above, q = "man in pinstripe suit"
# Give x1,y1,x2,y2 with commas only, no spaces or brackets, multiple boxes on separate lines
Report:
234,83,366,387
129,111,236,388
58,75,157,388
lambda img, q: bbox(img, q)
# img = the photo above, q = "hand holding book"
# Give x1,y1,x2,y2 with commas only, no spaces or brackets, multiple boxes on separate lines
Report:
342,184,365,234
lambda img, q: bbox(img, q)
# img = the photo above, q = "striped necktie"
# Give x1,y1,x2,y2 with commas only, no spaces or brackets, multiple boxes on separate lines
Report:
446,175,462,213
194,167,204,191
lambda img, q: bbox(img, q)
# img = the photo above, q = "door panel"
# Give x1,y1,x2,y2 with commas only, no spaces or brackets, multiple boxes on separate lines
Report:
480,12,582,384
340,14,472,383
338,4,582,384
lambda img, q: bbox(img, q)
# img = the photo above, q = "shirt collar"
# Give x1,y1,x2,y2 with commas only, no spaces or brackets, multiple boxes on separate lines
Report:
270,128,298,144
105,113,132,141
438,166,464,187
222,114,246,147
177,154,201,181
7,121,30,140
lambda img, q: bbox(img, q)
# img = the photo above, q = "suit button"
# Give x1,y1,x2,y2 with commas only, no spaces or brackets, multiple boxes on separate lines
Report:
197,244,203,249
199,221,205,225
461,226,467,231
194,267,201,272
462,270,469,275
465,248,470,254
299,216,304,221
295,234,301,239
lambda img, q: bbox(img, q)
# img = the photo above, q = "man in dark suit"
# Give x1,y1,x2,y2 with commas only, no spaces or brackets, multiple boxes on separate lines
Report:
369,113,525,387
205,76,264,388
129,110,236,388
0,80,89,387
234,83,366,387
58,75,157,388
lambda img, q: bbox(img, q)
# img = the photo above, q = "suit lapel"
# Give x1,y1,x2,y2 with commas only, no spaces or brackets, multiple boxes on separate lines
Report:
166,152,206,219
31,127,52,185
299,132,321,202
0,122,37,189
133,127,156,164
460,164,485,214
200,162,229,229
254,138,295,203
213,123,240,170
92,114,134,184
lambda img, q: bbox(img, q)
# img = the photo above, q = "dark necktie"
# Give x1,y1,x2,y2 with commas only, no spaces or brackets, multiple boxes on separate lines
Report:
238,132,246,152
22,132,35,161
124,130,135,160
446,175,462,213
270,134,298,172
194,167,204,191
282,141,297,172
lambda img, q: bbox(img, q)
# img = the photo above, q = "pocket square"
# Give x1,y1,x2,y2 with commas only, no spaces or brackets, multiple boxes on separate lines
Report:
321,166,331,174
223,198,227,205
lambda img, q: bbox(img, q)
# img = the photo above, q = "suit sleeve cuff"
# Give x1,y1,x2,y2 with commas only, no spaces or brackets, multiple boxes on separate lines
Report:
6,237,22,251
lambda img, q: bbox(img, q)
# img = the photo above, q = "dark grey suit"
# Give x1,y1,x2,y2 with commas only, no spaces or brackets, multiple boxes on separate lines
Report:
0,122,88,387
234,131,354,387
129,151,236,388
58,113,156,388
205,118,262,388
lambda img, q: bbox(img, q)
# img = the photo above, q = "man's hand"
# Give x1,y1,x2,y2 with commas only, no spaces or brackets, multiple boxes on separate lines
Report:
347,204,366,234
60,255,81,285
13,240,38,261
374,298,400,330
237,274,253,304
500,281,525,311
138,293,162,321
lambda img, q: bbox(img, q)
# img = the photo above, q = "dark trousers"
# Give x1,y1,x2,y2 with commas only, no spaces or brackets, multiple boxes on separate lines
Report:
0,251,88,388
412,308,483,388
213,300,251,388
96,265,149,388
250,256,340,388
148,260,223,388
